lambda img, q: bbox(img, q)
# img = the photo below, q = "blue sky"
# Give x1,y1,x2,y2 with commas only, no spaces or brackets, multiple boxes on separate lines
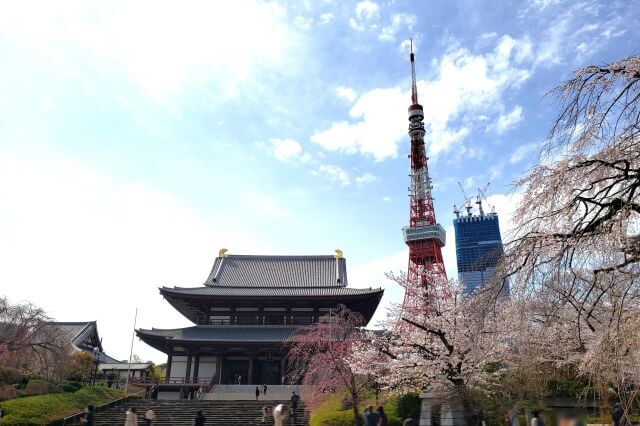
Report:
0,0,638,363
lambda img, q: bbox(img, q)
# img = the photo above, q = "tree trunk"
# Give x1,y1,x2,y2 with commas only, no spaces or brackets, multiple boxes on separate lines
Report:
352,395,361,426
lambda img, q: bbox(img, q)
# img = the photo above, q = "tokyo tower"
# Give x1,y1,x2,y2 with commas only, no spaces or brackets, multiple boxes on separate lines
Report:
401,42,448,316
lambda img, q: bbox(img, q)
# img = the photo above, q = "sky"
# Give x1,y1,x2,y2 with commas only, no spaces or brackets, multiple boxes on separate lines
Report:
0,0,638,363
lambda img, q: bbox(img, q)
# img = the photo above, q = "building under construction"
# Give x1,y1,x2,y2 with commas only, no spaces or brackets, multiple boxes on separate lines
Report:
453,196,507,296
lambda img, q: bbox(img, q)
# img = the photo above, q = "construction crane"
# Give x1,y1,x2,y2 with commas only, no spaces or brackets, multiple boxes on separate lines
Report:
456,181,474,217
477,182,496,214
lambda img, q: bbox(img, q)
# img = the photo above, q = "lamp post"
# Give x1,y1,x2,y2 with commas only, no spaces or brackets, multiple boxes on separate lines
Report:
92,347,100,386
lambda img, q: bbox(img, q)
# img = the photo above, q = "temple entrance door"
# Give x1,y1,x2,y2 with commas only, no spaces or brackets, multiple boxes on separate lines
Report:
220,359,249,385
254,360,281,385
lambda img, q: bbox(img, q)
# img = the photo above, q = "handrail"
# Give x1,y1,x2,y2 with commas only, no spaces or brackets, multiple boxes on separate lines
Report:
57,388,145,425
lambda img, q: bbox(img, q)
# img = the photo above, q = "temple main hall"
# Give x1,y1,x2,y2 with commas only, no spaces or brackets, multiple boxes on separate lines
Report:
136,250,383,393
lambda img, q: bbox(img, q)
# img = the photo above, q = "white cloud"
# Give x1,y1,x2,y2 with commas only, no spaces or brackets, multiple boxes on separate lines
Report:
349,250,407,328
319,12,334,25
355,173,378,186
0,1,298,100
493,105,524,134
485,192,523,244
509,142,539,164
398,39,413,53
530,1,628,67
379,13,416,42
0,148,270,363
294,15,313,31
336,86,358,103
313,164,351,186
311,87,406,161
382,196,392,203
312,35,534,160
265,138,311,163
350,0,379,31
355,1,379,20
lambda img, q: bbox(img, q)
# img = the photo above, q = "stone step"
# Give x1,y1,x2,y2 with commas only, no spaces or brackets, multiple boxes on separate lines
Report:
81,399,308,426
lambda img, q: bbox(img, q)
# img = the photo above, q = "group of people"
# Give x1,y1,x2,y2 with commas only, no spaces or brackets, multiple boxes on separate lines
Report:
260,391,300,425
363,406,388,426
255,383,268,399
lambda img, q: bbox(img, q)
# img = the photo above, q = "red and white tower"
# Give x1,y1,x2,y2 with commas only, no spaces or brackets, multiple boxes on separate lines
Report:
401,43,447,316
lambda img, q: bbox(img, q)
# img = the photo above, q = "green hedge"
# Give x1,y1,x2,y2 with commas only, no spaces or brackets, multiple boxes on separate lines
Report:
0,386,124,425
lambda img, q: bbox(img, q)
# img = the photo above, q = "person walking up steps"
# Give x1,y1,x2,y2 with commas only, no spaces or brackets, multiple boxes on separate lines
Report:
256,386,260,400
194,409,206,426
81,405,94,425
261,405,270,424
530,410,544,426
273,404,288,426
364,406,378,426
144,408,156,425
124,407,138,426
377,406,388,426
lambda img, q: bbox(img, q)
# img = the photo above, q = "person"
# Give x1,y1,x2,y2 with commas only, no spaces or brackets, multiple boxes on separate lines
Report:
377,406,388,426
273,404,288,426
81,405,94,425
194,409,206,426
290,391,300,411
125,407,138,426
237,375,242,385
263,384,267,396
255,386,260,400
143,408,156,425
612,403,623,426
261,406,270,424
471,408,485,426
0,406,3,418
507,407,520,426
530,410,544,426
364,406,378,426
402,417,417,426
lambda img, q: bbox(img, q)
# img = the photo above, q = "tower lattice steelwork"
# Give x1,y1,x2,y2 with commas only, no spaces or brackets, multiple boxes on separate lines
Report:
401,43,447,315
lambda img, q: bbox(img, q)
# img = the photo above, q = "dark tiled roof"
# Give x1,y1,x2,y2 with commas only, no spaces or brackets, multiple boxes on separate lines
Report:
203,255,348,288
52,321,102,351
161,286,383,298
137,325,300,343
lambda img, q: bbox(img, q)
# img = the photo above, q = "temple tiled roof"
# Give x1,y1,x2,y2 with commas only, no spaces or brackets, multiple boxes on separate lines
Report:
161,286,382,298
203,255,348,287
137,325,300,343
53,321,103,352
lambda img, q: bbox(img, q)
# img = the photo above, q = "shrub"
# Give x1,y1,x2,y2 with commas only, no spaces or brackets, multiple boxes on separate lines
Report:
394,393,421,420
24,379,60,396
0,367,22,385
0,385,18,402
60,381,82,393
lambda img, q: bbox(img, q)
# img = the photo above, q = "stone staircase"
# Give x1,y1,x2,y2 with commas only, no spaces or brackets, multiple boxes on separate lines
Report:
83,399,308,426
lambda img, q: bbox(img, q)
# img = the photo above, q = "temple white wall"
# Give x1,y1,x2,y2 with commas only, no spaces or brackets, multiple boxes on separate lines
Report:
171,355,188,378
197,356,217,381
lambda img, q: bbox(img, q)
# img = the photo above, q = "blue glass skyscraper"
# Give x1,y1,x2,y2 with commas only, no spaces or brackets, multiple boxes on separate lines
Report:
453,210,507,296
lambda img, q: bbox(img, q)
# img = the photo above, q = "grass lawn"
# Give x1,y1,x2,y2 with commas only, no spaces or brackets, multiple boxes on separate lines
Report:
0,386,124,425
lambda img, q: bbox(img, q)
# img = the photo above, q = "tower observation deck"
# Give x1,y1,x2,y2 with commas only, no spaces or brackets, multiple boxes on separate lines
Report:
401,43,448,316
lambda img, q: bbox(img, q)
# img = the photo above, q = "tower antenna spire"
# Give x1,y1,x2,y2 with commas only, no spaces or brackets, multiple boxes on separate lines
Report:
401,42,448,321
410,38,418,105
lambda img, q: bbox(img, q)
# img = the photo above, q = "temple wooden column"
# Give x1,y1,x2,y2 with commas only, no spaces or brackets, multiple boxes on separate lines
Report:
248,355,254,385
166,354,173,383
215,355,222,384
193,355,200,382
185,355,192,383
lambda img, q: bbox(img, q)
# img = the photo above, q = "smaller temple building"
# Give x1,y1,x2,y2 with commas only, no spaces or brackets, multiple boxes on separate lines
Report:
136,250,383,395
